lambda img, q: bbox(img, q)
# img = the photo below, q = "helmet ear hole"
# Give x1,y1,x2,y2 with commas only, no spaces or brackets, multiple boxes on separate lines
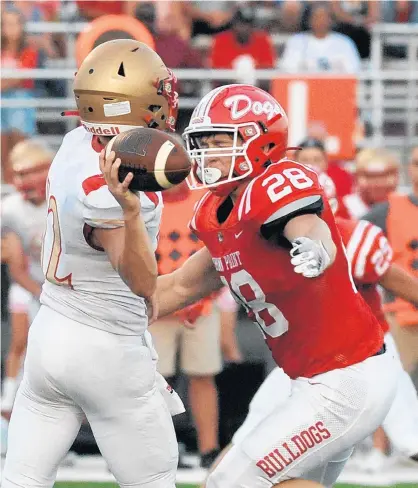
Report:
117,62,126,77
148,105,161,113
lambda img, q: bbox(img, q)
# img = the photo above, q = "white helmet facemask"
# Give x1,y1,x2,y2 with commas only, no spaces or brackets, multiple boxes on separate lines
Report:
183,122,261,190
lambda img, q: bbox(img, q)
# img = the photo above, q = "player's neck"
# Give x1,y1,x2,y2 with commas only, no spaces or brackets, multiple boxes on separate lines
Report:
231,180,249,204
98,135,112,147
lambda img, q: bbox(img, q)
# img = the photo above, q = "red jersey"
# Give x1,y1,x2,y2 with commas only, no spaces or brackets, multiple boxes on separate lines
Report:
210,31,275,69
336,217,393,333
191,161,383,379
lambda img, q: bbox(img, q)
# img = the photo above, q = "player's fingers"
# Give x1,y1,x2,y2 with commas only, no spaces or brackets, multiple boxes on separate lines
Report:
294,262,319,277
99,149,106,174
184,320,196,329
120,172,134,192
147,294,159,324
290,252,313,266
109,157,121,184
104,151,116,176
149,301,158,324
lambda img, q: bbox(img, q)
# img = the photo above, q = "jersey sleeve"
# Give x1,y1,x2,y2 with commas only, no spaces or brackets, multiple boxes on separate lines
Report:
139,192,163,251
81,177,125,229
347,220,393,284
240,161,324,230
361,201,389,234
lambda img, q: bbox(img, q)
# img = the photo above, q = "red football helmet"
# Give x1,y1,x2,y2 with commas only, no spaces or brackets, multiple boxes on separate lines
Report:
183,84,288,196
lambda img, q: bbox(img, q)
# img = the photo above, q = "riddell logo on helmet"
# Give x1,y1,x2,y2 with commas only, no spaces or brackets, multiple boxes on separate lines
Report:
82,124,120,136
224,95,283,121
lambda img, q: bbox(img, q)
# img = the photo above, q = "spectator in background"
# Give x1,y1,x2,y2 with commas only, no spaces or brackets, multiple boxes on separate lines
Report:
331,0,379,59
381,0,418,23
76,0,137,20
362,147,418,376
1,140,52,428
281,2,361,73
137,5,203,80
1,9,38,183
8,0,60,58
137,3,203,131
274,0,307,33
294,138,347,213
154,1,237,41
340,148,400,220
210,7,275,89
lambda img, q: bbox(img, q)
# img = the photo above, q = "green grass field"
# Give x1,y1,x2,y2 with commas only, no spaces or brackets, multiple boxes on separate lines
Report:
55,483,417,488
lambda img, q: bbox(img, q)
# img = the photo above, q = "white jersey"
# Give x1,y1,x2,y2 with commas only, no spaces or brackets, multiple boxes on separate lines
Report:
342,192,370,219
40,127,163,335
1,191,46,284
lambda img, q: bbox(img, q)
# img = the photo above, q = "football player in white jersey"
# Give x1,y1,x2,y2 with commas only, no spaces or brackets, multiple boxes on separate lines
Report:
2,40,181,488
1,140,52,448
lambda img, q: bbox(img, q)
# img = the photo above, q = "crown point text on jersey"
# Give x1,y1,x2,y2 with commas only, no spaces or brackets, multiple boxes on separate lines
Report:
82,124,121,136
212,251,242,272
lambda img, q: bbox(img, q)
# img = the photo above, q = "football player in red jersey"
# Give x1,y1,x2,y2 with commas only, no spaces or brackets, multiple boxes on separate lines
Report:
198,214,418,485
155,84,397,488
295,146,418,469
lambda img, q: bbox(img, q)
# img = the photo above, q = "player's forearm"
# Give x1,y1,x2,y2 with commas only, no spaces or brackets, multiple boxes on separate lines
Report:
157,272,218,318
156,248,223,318
379,264,418,306
118,213,158,299
284,214,337,263
9,270,41,298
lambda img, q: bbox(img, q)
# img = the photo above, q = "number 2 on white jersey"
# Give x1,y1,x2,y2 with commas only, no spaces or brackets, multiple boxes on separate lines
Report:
42,181,72,287
262,167,314,203
221,269,289,339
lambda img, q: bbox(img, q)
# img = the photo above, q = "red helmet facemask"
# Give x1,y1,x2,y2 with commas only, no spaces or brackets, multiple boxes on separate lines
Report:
183,84,289,197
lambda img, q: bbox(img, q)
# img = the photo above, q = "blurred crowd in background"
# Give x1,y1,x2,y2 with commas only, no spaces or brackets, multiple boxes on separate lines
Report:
1,0,418,474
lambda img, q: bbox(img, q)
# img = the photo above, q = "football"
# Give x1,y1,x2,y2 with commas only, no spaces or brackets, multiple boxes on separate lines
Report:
105,128,192,192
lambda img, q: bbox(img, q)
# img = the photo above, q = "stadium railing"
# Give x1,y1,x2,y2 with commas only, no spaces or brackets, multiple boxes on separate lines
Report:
1,22,417,170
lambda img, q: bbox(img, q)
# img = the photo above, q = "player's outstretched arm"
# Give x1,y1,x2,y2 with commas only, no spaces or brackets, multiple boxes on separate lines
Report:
379,263,418,307
156,247,223,318
284,214,337,278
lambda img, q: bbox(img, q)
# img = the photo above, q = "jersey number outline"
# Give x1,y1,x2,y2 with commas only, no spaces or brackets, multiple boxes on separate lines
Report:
42,182,73,287
221,269,289,339
262,167,314,203
371,235,393,277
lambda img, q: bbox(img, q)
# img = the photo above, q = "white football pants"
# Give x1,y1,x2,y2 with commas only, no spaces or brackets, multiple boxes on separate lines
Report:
211,346,397,488
2,306,178,488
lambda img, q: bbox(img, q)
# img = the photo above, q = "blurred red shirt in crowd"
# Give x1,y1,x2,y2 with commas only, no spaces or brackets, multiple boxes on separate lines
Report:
76,1,125,19
210,8,275,69
1,47,38,90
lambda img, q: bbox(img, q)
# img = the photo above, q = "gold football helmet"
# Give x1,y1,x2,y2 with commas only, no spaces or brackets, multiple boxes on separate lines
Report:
73,39,178,135
10,140,54,202
356,148,399,175
356,148,399,204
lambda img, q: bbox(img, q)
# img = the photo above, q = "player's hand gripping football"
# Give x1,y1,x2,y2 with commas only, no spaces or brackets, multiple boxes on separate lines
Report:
290,237,331,278
99,149,140,217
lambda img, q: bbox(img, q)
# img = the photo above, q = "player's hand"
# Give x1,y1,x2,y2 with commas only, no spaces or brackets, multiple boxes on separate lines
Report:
290,237,331,278
146,292,159,325
99,149,140,218
175,301,205,329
